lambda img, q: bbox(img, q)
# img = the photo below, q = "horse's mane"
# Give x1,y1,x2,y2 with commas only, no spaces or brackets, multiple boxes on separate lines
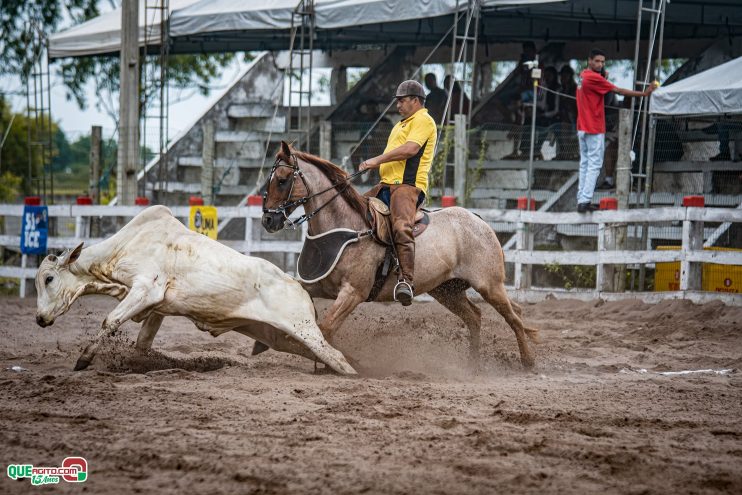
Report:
276,148,368,217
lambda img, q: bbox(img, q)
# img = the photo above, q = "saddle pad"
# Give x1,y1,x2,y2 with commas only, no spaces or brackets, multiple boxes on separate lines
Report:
297,228,360,283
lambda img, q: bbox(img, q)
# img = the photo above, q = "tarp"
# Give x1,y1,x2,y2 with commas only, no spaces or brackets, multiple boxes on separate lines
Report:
48,0,201,58
49,0,562,58
650,56,742,116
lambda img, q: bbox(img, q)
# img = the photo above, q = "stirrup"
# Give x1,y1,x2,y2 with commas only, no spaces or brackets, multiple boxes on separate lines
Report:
393,280,414,306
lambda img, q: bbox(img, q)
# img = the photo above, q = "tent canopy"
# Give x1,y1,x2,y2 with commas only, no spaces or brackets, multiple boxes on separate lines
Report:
50,0,551,58
49,0,742,59
48,0,201,59
650,56,742,116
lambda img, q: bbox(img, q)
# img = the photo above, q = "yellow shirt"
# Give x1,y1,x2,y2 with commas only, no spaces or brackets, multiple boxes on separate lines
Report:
380,107,437,196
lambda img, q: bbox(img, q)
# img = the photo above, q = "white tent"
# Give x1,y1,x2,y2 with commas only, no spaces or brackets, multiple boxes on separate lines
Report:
48,0,202,58
650,56,742,116
49,0,561,59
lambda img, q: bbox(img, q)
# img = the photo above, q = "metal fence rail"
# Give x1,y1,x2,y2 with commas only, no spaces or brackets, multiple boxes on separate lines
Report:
1,204,740,304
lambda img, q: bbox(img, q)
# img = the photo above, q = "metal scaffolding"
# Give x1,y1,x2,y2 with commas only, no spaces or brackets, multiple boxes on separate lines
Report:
24,19,54,202
629,0,668,289
142,0,170,202
287,0,315,153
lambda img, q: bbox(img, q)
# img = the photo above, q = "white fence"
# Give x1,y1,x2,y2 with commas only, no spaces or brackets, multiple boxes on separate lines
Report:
1,204,741,305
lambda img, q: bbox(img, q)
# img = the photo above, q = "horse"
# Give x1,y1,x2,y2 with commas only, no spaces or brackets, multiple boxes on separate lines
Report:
261,141,539,369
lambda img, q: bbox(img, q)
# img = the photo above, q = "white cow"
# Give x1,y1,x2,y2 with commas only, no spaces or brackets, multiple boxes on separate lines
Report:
34,205,355,375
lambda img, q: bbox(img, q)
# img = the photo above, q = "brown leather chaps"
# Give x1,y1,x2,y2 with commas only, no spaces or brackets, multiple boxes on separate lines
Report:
365,183,421,285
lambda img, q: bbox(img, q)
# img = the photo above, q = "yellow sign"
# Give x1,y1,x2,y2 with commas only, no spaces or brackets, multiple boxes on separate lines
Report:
655,246,741,293
188,206,218,239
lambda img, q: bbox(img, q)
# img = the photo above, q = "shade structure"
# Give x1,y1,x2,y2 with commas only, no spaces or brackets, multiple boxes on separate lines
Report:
48,0,202,59
650,56,742,116
47,0,589,58
48,0,742,60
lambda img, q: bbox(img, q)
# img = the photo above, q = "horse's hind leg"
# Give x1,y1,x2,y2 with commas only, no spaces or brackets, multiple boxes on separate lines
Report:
478,282,538,369
429,281,482,364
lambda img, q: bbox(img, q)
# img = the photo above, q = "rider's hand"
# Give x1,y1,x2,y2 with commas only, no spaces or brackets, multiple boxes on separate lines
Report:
360,158,378,172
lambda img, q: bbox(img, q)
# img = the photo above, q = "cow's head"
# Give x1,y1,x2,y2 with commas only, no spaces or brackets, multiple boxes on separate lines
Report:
35,242,84,327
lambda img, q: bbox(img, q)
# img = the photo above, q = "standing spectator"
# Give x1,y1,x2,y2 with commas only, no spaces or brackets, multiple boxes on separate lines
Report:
575,48,656,212
444,76,470,117
423,73,447,126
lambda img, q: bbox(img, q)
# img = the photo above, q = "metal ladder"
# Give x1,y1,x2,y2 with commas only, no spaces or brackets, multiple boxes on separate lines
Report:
448,0,480,127
24,19,54,202
141,0,170,201
287,0,315,153
630,0,667,209
625,0,668,290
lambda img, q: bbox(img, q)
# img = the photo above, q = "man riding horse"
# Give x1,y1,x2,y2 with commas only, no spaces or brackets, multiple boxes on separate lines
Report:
359,80,437,306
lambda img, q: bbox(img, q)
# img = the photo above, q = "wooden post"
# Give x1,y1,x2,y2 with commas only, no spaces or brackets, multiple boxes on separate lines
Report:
614,108,632,292
201,120,215,205
680,217,703,291
330,66,347,105
319,121,332,160
476,62,492,102
116,0,139,205
19,254,27,298
514,221,533,290
89,126,101,203
89,125,101,236
454,114,467,205
597,223,617,292
616,109,632,210
244,213,253,256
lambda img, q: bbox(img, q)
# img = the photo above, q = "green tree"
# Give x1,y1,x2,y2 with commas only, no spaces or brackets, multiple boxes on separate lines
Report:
0,96,58,193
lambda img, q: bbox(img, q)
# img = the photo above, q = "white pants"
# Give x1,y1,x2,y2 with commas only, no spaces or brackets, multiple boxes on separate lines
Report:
577,131,605,205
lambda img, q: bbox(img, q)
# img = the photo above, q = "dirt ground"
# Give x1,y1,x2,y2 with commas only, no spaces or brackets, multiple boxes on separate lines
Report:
1,294,741,494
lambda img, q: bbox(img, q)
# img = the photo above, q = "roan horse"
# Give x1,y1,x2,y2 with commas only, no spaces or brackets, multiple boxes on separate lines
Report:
261,142,539,368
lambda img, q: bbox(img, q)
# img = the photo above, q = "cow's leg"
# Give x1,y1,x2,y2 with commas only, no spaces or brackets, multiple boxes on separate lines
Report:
428,284,482,364
233,322,317,361
75,281,165,371
135,313,164,352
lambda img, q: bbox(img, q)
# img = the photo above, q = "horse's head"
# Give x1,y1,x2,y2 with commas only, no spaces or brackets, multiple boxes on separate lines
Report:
261,141,310,233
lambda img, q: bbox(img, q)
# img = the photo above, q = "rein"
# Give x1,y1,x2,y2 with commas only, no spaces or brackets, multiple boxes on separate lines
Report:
262,154,366,229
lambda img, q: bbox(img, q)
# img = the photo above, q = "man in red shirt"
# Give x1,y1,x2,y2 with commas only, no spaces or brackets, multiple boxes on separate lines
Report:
576,48,656,212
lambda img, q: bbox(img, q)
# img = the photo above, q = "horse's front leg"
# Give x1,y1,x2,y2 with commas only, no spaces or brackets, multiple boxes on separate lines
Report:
319,282,365,342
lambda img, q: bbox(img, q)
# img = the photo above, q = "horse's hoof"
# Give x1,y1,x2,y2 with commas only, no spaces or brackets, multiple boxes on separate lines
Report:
74,358,91,371
251,341,270,356
521,359,535,370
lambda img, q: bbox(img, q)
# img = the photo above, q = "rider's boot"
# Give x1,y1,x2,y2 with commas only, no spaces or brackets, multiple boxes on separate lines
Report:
394,279,414,306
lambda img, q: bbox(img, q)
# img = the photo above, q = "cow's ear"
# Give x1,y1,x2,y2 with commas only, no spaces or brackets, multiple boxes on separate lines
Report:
62,242,84,266
280,140,291,158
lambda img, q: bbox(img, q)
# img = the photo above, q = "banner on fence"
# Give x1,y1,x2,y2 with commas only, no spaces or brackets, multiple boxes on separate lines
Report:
20,205,48,255
188,206,218,239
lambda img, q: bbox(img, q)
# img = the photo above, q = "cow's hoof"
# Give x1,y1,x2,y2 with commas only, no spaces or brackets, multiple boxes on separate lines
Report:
74,358,91,371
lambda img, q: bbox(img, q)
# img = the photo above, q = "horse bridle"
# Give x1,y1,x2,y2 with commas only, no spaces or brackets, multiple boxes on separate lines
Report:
261,154,365,228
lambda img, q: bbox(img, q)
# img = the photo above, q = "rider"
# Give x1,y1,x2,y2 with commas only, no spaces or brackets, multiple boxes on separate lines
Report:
359,80,437,306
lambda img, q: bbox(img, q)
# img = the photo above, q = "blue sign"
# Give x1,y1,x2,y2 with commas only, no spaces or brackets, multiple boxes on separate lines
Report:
21,206,48,255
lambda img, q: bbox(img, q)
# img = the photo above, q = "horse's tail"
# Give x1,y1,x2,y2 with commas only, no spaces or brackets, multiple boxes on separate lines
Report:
511,299,541,344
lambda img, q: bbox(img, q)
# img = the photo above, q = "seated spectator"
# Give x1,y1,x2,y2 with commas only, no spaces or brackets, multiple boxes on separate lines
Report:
554,65,579,160
424,73,447,126
444,75,470,117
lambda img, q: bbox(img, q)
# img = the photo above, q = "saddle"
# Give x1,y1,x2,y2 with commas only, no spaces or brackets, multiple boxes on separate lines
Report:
295,198,431,300
296,229,360,283
365,196,430,246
